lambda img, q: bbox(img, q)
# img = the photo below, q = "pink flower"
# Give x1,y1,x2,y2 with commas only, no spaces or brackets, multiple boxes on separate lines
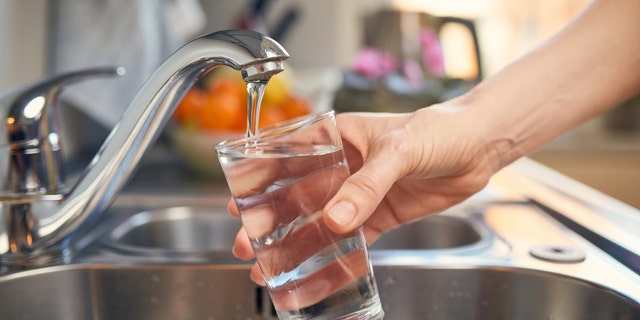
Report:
420,29,445,76
352,48,398,80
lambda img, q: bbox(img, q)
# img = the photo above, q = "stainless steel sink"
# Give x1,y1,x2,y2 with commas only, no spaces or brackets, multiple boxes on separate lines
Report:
2,194,639,319
370,214,483,250
100,206,486,255
0,264,260,320
0,263,638,320
103,206,241,255
375,265,640,319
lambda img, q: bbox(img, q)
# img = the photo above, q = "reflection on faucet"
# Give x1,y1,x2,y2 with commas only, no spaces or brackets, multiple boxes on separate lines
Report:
0,30,289,268
0,67,125,263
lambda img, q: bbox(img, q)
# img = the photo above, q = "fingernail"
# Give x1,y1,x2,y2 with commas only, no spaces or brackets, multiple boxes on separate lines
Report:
328,201,356,226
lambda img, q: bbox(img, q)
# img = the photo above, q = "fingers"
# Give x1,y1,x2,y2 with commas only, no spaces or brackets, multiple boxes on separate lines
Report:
231,220,266,286
232,226,255,260
362,224,384,245
324,131,406,234
227,198,240,217
250,263,266,286
323,167,394,233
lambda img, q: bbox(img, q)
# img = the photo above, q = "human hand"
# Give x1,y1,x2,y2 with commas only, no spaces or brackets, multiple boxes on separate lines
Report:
228,205,267,286
229,103,508,285
323,104,506,242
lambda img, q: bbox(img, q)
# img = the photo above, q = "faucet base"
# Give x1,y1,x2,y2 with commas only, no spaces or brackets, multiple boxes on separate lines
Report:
0,246,71,275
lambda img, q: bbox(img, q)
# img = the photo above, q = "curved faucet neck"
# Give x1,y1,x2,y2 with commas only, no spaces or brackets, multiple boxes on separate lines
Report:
0,30,288,263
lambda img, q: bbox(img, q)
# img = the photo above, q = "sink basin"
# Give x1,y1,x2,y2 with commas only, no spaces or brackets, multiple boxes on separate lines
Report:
375,265,640,319
103,206,241,255
29,202,631,319
370,214,483,250
0,264,638,320
101,206,486,255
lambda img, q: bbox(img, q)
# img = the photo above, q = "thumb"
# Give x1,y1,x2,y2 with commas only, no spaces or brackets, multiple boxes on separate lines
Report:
323,143,403,234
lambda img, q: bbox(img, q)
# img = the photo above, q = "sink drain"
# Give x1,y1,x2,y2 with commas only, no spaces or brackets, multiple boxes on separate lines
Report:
529,244,586,263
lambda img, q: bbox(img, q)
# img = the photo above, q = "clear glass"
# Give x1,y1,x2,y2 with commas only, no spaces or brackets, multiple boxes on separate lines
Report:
216,111,384,320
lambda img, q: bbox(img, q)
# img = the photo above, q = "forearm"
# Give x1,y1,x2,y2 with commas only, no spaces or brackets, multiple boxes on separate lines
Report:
455,0,640,169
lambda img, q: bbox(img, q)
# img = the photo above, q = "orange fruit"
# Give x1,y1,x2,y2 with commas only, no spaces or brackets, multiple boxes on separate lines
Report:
259,103,288,128
206,75,245,100
282,96,312,119
174,87,208,126
199,89,246,132
192,71,250,133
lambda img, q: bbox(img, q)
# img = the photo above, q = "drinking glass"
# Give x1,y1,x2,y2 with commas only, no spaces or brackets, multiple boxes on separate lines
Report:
216,111,384,320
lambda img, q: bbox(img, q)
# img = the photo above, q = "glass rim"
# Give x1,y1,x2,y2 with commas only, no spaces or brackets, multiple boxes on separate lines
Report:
215,110,336,152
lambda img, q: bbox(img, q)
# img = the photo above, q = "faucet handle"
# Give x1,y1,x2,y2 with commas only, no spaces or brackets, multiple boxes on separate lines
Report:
0,67,125,197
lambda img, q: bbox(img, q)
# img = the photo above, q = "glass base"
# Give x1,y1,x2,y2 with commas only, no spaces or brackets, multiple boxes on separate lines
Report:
276,276,384,320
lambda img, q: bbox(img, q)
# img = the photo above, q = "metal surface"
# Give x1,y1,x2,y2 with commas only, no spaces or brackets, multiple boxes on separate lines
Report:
375,265,640,319
0,30,288,264
84,201,640,311
0,264,638,320
105,207,484,254
370,214,483,250
0,170,639,318
497,158,640,274
0,67,123,262
529,244,586,263
104,206,241,257
0,67,123,197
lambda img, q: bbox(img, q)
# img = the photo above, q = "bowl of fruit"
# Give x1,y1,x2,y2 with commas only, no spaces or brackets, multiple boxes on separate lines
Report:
169,67,312,179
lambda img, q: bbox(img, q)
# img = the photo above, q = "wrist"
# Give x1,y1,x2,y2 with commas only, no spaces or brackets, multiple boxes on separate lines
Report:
439,92,521,173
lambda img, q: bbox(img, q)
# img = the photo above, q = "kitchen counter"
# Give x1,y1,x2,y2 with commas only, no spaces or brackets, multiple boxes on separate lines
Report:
530,117,640,208
492,157,640,274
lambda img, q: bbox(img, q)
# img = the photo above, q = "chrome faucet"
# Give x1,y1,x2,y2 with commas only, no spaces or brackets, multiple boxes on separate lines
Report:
0,30,288,268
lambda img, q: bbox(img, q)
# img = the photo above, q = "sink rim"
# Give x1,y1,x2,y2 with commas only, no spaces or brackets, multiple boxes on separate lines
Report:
370,213,500,254
98,205,500,257
1,262,638,307
60,201,640,311
98,206,241,257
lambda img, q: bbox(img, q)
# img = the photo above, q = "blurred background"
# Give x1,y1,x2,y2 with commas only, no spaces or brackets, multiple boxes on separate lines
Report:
0,0,638,208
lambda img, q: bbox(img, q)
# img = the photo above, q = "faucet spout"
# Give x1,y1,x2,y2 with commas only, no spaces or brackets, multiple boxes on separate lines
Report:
0,29,288,263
